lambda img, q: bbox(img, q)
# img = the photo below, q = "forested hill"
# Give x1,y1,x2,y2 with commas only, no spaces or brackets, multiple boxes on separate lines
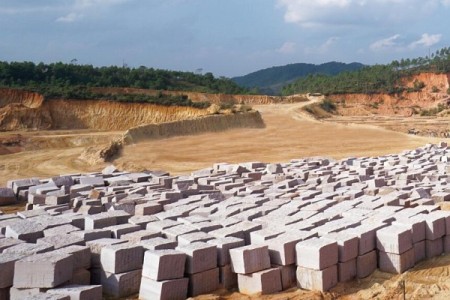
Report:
282,47,450,96
232,62,365,95
0,61,248,95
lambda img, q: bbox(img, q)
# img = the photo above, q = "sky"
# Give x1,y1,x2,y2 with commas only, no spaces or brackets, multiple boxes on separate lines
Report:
1,0,450,77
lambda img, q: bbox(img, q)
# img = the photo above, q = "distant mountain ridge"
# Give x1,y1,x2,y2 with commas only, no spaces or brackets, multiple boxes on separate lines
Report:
232,62,365,95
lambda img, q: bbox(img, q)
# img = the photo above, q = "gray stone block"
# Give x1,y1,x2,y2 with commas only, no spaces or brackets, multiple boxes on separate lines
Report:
100,243,144,273
426,238,443,258
338,259,356,283
14,252,74,288
139,276,188,300
47,284,102,300
176,242,217,274
322,232,359,263
207,237,245,266
376,225,413,254
296,265,338,292
296,238,338,270
218,264,238,290
188,267,220,297
356,250,377,279
0,188,16,206
379,248,415,274
0,253,26,288
229,244,270,274
140,237,178,251
101,269,142,298
5,220,45,243
142,249,186,281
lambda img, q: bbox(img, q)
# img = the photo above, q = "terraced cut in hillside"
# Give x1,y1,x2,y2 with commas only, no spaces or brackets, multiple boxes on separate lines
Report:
0,143,449,300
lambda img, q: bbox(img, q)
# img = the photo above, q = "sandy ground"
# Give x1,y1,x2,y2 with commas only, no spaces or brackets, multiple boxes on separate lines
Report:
114,102,440,175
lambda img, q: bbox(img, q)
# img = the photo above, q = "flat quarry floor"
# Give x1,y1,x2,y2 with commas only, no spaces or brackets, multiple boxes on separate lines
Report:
0,102,442,186
115,103,440,174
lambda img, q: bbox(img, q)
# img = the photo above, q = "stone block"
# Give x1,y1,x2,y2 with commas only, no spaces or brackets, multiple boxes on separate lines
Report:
276,264,296,290
9,287,47,300
0,237,25,253
128,215,158,229
296,265,338,292
218,264,238,290
162,224,199,241
177,232,215,245
140,237,178,250
101,269,142,298
238,267,282,295
100,243,144,274
0,188,16,206
356,250,377,279
379,248,415,274
14,252,74,288
84,214,117,230
423,214,446,240
139,276,188,300
426,238,443,259
229,244,270,274
322,232,359,263
0,253,26,288
69,268,91,285
207,237,245,266
176,242,217,274
5,220,45,243
37,234,84,249
142,249,186,281
3,242,54,255
376,225,413,254
296,238,338,270
43,224,81,237
120,230,162,243
85,238,127,267
393,218,426,243
414,240,426,263
55,245,91,270
188,267,220,297
106,224,141,239
47,284,102,300
70,229,111,242
135,202,163,216
338,259,356,283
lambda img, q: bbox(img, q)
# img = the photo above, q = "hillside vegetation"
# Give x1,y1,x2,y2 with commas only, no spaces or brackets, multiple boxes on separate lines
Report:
282,47,450,96
232,62,364,95
0,61,249,107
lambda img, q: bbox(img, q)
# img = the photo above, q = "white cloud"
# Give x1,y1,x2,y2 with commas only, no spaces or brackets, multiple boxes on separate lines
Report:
56,12,83,23
370,34,401,51
409,33,442,48
277,42,296,54
276,0,447,27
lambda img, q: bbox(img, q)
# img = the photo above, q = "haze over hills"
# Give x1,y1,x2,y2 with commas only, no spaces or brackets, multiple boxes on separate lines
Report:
232,62,365,95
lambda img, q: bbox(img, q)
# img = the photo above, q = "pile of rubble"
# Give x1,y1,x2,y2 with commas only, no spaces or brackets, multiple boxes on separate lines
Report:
0,142,450,299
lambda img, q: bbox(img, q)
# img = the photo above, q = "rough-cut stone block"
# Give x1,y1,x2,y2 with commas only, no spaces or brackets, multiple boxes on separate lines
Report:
84,214,117,230
3,242,54,255
218,264,238,290
120,230,162,243
238,268,282,295
356,250,377,279
176,242,217,274
207,237,245,266
188,267,220,297
376,225,413,254
5,220,45,243
101,269,142,298
135,202,163,216
229,244,270,274
14,252,74,288
100,243,144,274
142,249,186,281
139,276,188,300
140,237,177,250
266,233,303,266
338,259,356,283
177,232,214,245
70,229,111,242
69,268,91,285
43,224,81,237
296,265,338,292
86,238,127,267
55,245,91,270
0,253,26,288
296,238,338,270
393,218,426,243
37,234,84,250
47,284,102,300
276,264,296,290
379,248,415,274
426,238,443,258
414,240,426,263
423,214,446,240
0,188,16,206
322,232,358,263
0,237,25,253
